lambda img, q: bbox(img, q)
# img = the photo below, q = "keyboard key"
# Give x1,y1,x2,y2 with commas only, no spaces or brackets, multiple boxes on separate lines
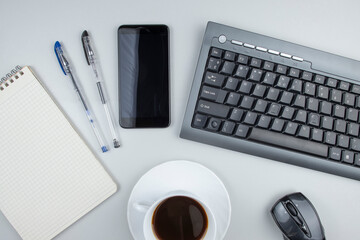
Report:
355,154,360,166
249,69,263,82
254,99,268,113
311,128,323,142
243,112,258,125
265,88,280,101
295,110,307,123
240,96,255,109
351,84,360,94
210,48,222,58
344,93,356,107
338,135,350,148
298,125,310,139
204,72,226,87
238,80,253,94
230,108,244,122
339,81,350,91
215,90,227,104
284,122,298,135
327,78,338,88
293,95,306,108
304,82,316,96
250,58,262,68
330,89,342,103
263,72,277,86
252,84,267,98
200,86,227,103
206,117,222,131
335,120,347,133
235,124,250,138
263,61,274,71
258,115,272,128
276,76,290,89
321,116,334,130
197,100,230,118
307,98,319,112
282,106,295,120
329,147,341,161
342,151,354,164
301,72,313,81
224,77,239,91
192,114,207,128
348,123,359,137
226,92,241,106
234,65,250,78
308,113,320,127
207,57,222,72
279,91,294,105
271,118,285,132
276,65,287,75
317,86,329,100
351,138,360,151
221,121,236,135
248,128,328,157
220,61,235,75
224,51,236,61
314,75,325,84
320,101,332,115
325,132,337,145
268,103,281,117
237,55,249,65
333,104,345,119
289,79,303,93
289,68,300,78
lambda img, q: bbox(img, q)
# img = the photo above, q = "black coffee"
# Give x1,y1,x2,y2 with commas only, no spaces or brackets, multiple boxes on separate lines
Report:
152,196,208,240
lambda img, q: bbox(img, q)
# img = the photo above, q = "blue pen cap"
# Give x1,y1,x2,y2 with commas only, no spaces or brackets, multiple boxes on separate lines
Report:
54,41,67,75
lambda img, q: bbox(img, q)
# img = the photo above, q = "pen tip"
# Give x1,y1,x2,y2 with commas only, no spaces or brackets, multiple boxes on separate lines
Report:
114,140,120,148
82,30,89,38
55,41,61,48
101,146,108,153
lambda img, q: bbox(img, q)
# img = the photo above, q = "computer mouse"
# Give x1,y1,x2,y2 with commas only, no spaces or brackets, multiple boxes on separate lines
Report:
271,192,326,240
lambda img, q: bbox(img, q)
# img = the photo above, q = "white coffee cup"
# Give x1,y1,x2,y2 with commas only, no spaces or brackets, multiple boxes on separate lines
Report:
133,190,217,240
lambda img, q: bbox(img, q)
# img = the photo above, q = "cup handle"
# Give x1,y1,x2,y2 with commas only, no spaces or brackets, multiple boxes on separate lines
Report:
133,202,151,213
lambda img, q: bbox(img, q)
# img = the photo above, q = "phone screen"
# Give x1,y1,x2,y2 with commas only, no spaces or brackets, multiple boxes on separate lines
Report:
118,25,169,128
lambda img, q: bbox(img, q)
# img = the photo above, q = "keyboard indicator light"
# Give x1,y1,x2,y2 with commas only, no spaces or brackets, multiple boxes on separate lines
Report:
244,43,255,49
268,49,280,55
231,40,243,46
280,53,292,58
256,46,267,52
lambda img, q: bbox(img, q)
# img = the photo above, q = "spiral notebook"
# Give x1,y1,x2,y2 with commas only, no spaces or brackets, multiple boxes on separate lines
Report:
0,66,117,240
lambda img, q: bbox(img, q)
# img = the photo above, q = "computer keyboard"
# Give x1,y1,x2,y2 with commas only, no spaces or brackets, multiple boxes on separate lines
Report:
180,22,360,181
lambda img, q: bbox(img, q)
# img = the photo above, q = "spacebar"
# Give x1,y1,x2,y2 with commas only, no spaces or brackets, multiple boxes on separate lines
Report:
248,128,328,158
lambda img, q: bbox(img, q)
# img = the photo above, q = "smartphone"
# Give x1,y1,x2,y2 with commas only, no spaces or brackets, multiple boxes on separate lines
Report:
118,25,170,128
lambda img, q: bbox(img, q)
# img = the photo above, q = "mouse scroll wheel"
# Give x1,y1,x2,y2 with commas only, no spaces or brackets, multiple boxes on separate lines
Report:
286,202,298,216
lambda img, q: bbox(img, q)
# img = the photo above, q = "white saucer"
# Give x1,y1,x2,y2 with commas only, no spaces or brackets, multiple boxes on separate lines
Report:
127,160,231,240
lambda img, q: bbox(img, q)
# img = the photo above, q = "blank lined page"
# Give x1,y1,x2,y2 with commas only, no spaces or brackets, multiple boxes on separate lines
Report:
0,67,117,240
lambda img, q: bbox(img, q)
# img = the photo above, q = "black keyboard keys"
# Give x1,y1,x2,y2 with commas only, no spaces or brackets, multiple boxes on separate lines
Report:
207,58,221,72
204,72,225,87
220,61,235,75
197,100,230,118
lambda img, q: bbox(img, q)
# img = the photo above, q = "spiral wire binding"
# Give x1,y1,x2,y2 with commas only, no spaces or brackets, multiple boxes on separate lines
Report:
0,65,22,91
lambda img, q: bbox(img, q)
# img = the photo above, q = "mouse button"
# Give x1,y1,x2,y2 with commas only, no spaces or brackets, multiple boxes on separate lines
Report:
285,201,298,216
271,202,303,237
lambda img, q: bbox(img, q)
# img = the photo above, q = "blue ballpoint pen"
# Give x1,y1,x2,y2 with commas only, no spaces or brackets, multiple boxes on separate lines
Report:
54,41,108,153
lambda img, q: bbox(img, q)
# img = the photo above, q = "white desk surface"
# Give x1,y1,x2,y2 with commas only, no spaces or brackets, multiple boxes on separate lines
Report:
1,0,360,239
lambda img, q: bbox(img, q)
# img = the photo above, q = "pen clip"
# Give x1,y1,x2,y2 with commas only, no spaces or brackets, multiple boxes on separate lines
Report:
81,30,94,66
54,41,69,75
